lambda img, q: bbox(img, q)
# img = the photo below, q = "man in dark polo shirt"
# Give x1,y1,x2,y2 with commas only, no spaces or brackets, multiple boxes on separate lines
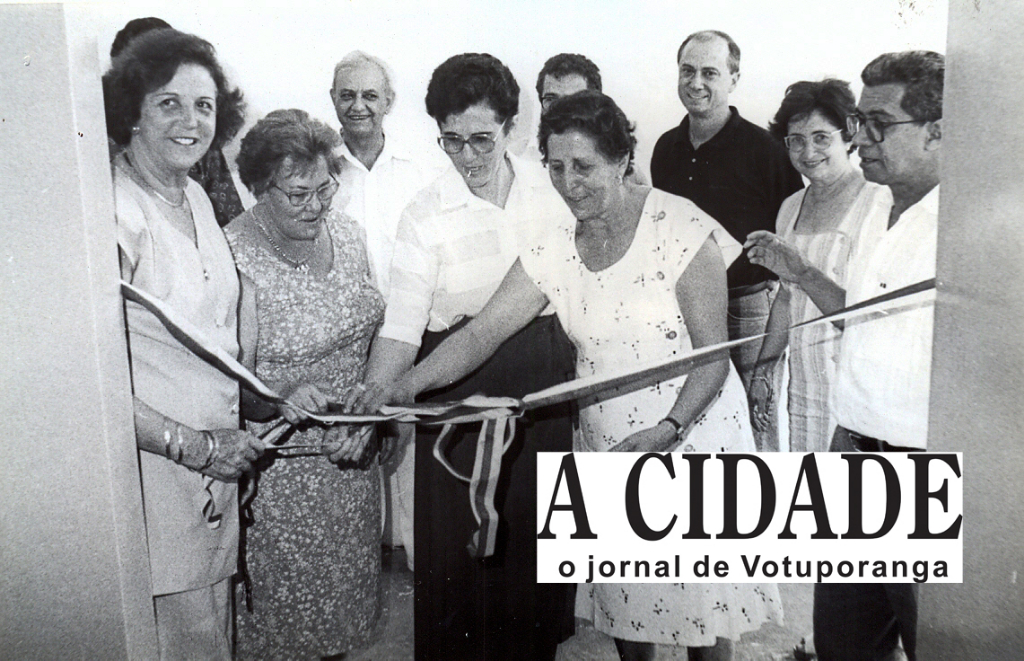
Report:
651,29,803,451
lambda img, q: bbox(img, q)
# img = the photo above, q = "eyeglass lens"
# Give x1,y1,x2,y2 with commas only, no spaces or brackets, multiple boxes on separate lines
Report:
785,133,835,151
847,113,887,143
280,180,338,206
439,134,496,155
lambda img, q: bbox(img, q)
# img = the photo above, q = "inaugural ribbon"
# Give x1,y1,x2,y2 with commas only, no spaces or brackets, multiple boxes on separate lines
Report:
121,278,935,558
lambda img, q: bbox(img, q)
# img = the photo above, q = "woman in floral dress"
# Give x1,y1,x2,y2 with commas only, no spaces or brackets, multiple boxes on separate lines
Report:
225,109,385,659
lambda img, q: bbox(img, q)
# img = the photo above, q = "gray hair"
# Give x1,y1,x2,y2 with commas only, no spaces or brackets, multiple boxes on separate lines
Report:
331,50,395,102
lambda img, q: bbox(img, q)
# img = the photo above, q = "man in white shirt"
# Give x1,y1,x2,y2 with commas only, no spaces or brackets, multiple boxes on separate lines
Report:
330,51,439,568
746,50,944,661
331,51,440,297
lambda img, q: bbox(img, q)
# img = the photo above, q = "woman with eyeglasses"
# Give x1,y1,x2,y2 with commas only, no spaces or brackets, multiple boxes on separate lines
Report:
363,53,576,661
744,80,889,453
223,109,385,659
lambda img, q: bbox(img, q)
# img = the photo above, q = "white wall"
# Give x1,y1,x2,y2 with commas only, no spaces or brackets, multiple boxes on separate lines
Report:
922,0,1024,656
0,4,157,658
74,0,948,179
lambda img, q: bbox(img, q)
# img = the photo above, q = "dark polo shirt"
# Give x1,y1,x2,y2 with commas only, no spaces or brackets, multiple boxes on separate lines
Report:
651,107,804,290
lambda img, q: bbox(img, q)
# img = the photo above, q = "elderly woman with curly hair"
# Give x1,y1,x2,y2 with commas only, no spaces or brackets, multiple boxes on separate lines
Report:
223,108,385,659
103,28,263,659
362,53,577,661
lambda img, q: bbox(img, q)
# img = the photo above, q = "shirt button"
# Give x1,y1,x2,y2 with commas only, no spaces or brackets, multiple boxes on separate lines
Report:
691,158,696,163
656,271,665,280
688,177,693,181
230,404,240,414
683,444,695,452
666,330,678,340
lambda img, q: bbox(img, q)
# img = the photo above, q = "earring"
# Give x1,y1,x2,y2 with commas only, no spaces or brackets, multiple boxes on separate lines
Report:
617,172,624,185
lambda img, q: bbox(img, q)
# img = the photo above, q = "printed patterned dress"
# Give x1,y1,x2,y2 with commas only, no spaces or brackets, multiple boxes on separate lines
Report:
777,182,889,452
520,188,783,647
225,208,385,659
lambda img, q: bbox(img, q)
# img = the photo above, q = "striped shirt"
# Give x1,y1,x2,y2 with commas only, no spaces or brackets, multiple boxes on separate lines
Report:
380,153,566,347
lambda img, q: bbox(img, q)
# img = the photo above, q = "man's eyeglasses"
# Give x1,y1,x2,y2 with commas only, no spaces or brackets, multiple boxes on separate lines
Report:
846,111,925,143
783,129,844,153
437,129,501,155
272,178,339,207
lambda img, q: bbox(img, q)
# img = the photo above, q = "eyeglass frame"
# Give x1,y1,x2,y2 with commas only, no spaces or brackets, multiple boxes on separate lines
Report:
270,177,340,207
846,111,926,144
437,120,508,155
783,128,845,153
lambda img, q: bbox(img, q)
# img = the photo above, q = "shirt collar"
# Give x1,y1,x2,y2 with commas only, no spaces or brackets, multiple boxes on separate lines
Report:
914,184,940,216
678,106,742,150
335,132,410,173
436,151,537,212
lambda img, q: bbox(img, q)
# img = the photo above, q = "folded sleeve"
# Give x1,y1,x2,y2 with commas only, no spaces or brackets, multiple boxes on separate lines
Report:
378,199,439,347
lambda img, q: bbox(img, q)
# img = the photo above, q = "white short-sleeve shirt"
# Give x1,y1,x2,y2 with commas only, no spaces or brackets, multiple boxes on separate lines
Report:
831,185,938,448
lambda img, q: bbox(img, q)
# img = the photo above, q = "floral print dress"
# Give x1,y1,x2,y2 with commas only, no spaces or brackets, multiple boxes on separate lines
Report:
225,208,385,659
520,188,783,647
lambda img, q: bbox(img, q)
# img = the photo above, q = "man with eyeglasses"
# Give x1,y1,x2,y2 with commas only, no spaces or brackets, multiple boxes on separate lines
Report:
330,50,441,573
746,50,944,661
651,30,803,452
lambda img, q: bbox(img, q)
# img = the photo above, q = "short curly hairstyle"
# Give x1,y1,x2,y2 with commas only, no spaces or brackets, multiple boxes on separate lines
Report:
425,53,519,127
769,79,857,143
861,50,944,122
535,53,602,100
236,109,342,198
538,90,636,176
103,28,245,149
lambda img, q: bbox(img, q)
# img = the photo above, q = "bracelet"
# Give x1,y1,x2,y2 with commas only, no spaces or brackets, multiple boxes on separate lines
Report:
163,428,174,461
196,431,216,471
172,425,186,464
660,416,684,435
752,374,774,395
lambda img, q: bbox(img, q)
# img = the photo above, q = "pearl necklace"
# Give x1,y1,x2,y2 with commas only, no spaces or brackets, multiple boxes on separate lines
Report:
253,207,319,272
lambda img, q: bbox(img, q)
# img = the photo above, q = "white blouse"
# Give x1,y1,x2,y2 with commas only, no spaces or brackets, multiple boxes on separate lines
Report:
379,153,567,347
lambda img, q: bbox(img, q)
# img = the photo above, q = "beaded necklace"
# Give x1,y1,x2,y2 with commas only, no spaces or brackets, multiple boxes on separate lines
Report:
253,206,320,273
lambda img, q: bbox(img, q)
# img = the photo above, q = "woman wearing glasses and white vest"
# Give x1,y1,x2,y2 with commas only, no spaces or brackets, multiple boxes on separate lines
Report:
363,53,576,661
745,79,888,454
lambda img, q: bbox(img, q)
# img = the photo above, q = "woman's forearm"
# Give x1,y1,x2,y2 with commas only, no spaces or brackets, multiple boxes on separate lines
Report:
132,396,217,470
665,356,730,432
400,322,496,397
753,285,792,370
796,266,846,317
386,259,549,401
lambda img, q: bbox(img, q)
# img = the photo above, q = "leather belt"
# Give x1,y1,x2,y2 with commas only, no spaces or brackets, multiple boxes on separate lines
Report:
728,281,771,299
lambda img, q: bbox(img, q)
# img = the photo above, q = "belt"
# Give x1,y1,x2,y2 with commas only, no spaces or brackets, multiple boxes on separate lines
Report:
728,281,771,298
846,428,922,453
